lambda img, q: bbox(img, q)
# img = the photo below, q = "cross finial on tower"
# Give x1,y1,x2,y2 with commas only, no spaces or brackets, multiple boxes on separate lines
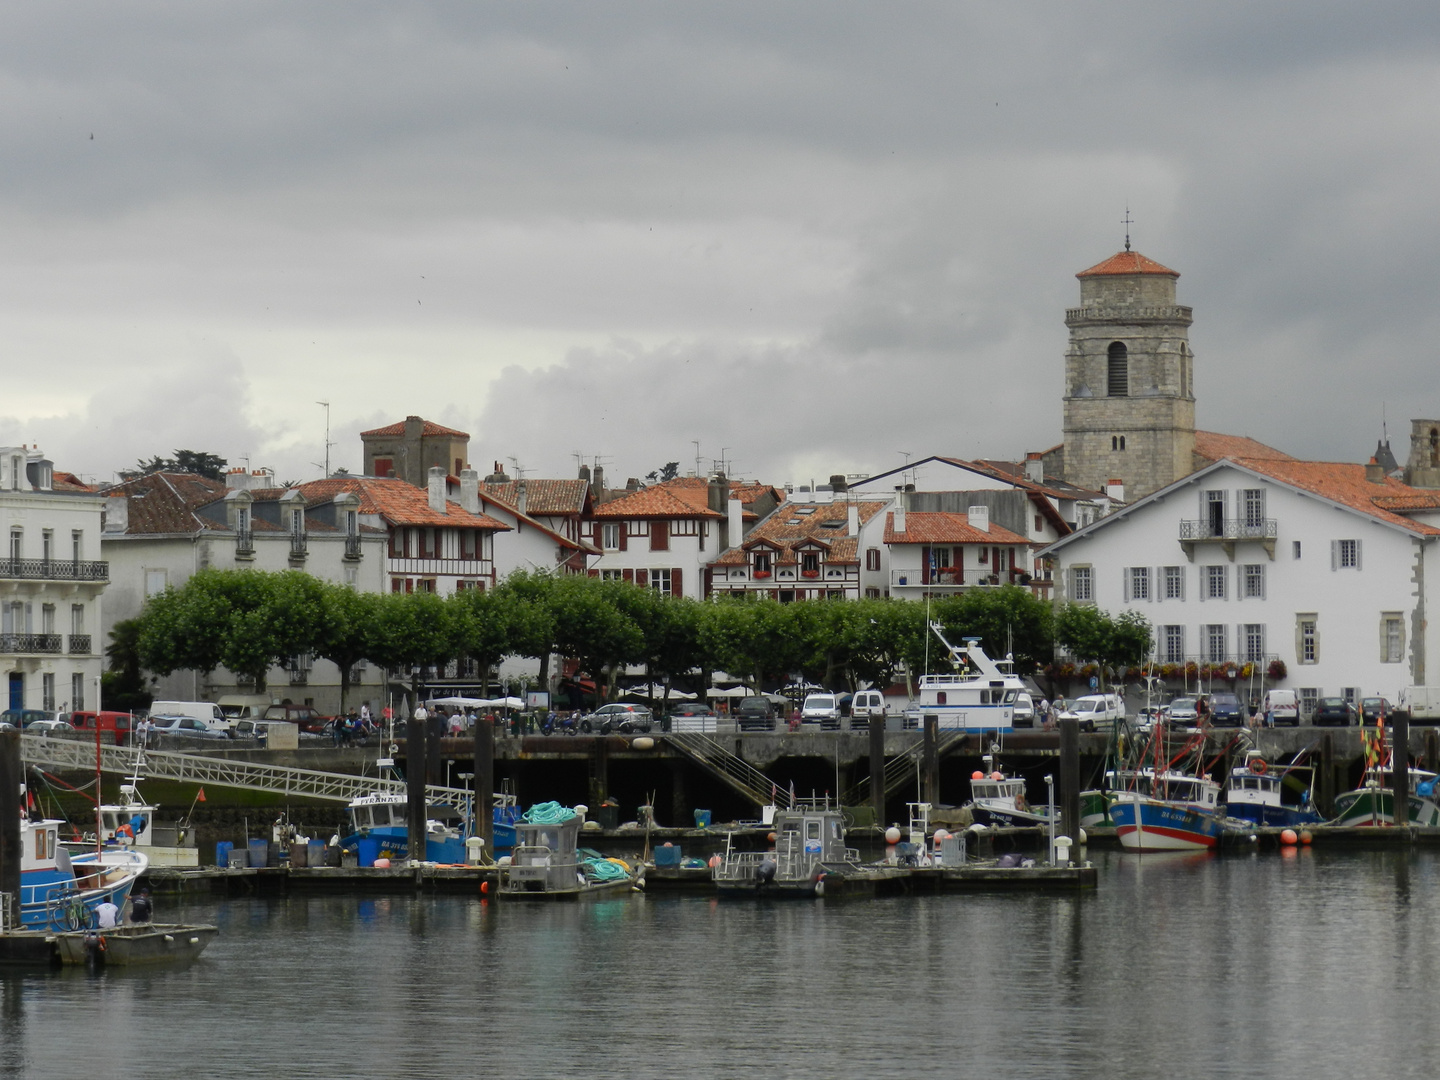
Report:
1122,205,1133,252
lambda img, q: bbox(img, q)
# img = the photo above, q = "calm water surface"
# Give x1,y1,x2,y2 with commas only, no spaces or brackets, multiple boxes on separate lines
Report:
3,849,1439,1079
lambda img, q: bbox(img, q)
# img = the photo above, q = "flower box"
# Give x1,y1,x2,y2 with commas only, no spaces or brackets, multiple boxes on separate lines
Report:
753,571,771,579
801,569,820,579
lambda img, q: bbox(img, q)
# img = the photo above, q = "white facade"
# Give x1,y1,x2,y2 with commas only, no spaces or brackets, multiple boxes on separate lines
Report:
0,447,107,713
1042,459,1440,710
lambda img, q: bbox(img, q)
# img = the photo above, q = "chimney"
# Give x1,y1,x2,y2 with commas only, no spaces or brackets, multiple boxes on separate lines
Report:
104,493,129,533
708,473,727,515
517,478,529,516
1365,457,1385,483
829,473,848,494
578,463,591,484
893,487,906,534
626,477,641,492
847,500,859,536
427,466,447,513
967,504,990,533
1106,478,1125,503
459,468,480,514
1024,452,1044,484
591,465,604,503
728,493,744,547
225,467,249,490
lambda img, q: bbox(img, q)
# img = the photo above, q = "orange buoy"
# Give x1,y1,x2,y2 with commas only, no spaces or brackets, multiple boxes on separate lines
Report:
1251,758,1268,776
1280,829,1298,845
480,880,489,895
767,832,777,843
972,770,985,780
1299,830,1313,845
708,854,722,869
990,771,1004,781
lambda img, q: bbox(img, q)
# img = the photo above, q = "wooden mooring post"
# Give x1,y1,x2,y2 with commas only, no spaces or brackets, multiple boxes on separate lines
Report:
1394,710,1410,827
922,716,939,806
474,714,495,853
407,694,428,863
869,714,885,822
0,731,20,927
1059,718,1080,843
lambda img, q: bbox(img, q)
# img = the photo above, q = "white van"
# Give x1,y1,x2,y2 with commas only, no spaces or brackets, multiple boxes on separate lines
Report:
218,694,273,724
1059,694,1125,732
150,700,230,733
800,693,852,730
1400,687,1440,721
850,690,887,726
1262,689,1300,727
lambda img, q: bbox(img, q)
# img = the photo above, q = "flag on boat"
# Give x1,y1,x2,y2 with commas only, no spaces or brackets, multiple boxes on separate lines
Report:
196,787,207,802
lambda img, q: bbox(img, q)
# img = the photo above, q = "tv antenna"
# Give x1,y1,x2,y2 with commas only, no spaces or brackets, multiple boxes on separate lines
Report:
316,401,335,476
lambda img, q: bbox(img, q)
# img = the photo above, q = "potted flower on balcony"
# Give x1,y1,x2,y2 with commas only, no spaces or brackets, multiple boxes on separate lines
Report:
753,570,771,579
801,569,820,579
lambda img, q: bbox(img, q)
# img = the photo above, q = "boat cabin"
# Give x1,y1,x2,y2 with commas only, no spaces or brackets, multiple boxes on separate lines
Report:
1107,768,1220,809
100,785,155,848
905,626,1025,732
506,817,583,892
774,805,850,863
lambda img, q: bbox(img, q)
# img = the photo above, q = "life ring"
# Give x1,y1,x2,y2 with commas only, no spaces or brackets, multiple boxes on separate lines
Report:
1250,758,1268,776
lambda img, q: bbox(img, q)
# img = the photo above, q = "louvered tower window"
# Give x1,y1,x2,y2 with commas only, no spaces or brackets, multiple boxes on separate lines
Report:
1107,342,1128,397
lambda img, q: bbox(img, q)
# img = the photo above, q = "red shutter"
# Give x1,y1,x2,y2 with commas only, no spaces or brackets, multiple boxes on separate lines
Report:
636,569,648,588
587,569,599,578
389,530,401,558
623,569,634,583
671,567,683,596
651,521,669,552
618,523,628,551
405,578,413,594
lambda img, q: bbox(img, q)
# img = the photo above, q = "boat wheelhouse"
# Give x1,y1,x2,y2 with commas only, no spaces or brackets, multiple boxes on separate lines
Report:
1224,752,1322,828
903,623,1025,733
713,801,866,897
966,754,1057,828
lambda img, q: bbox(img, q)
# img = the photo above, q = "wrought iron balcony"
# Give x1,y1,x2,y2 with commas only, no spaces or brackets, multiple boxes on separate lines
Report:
235,528,254,556
289,535,308,558
0,633,62,654
1178,518,1277,562
344,534,363,559
0,558,108,582
68,634,92,655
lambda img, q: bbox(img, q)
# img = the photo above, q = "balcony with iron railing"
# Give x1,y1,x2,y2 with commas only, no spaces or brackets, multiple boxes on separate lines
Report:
0,558,108,582
235,528,254,557
68,634,91,655
289,534,308,561
1178,518,1277,561
0,633,62,654
344,533,363,559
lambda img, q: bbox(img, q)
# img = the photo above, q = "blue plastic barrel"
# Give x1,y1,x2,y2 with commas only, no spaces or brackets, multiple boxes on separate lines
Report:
357,837,380,868
247,838,269,868
308,840,326,867
693,809,712,829
215,840,233,868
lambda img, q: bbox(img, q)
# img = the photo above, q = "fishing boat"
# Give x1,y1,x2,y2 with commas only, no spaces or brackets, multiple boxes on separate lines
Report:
93,750,200,866
55,923,218,967
1223,751,1324,828
902,622,1027,732
1106,770,1236,852
965,754,1057,828
713,801,877,897
501,802,641,898
1331,725,1440,826
19,815,148,930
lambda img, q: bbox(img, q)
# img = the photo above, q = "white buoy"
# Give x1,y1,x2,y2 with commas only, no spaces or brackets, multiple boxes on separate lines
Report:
632,736,655,751
884,826,902,844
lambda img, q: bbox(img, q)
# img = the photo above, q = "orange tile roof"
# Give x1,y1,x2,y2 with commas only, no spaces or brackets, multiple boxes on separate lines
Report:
360,419,470,439
1229,457,1440,536
1373,492,1440,512
296,477,509,530
592,485,723,519
711,500,888,566
882,512,1030,546
1193,431,1294,463
52,471,97,493
1076,250,1179,277
481,478,590,517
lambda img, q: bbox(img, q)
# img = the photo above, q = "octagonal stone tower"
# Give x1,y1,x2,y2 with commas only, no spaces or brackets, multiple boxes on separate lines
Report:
1062,249,1196,501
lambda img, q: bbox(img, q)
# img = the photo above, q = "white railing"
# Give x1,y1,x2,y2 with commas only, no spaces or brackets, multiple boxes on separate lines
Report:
666,732,787,810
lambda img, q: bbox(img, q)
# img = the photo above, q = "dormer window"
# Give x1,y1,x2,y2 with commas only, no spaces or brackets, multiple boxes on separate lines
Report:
801,551,820,574
753,551,772,575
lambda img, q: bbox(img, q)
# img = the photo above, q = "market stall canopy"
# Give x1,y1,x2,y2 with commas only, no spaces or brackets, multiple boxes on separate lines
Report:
620,683,696,701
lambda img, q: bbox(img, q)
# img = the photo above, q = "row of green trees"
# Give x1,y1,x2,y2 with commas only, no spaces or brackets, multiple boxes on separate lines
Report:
119,569,1153,709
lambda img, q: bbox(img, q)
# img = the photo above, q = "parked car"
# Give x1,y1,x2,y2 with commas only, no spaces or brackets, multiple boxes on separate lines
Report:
800,693,852,730
1,709,53,729
24,718,76,734
1012,692,1036,728
850,690,888,725
1059,694,1125,733
1209,692,1249,727
735,696,778,731
71,710,134,745
1135,705,1169,732
1167,698,1201,726
1360,697,1391,726
1262,689,1300,727
150,700,230,734
1313,697,1358,727
263,704,329,734
666,702,718,733
150,714,228,739
579,703,653,734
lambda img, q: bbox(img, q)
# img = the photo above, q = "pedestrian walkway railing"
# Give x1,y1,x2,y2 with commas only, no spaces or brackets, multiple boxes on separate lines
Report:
665,732,787,810
840,729,966,807
19,733,479,823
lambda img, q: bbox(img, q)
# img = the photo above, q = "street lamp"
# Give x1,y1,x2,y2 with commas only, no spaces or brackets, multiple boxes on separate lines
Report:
1044,774,1055,865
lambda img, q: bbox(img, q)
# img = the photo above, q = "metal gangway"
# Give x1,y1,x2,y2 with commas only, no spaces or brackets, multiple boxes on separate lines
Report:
18,733,477,822
840,729,966,807
665,731,789,810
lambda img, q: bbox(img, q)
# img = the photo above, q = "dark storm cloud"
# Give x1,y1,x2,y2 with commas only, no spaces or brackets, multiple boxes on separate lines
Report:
0,3,1438,479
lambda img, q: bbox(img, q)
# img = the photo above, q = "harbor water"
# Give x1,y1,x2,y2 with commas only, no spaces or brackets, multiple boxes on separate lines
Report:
4,848,1440,1079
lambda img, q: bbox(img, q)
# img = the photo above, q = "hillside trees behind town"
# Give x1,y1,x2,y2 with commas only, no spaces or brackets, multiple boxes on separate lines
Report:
127,569,1127,706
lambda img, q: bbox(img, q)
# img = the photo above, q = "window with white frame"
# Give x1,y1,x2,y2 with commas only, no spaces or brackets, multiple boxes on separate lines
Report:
1243,564,1265,599
1205,565,1226,599
1070,565,1093,602
42,672,55,712
41,604,55,634
1243,489,1266,529
1300,687,1319,717
1128,567,1150,601
144,569,168,597
753,551,772,575
1164,566,1184,600
649,568,672,594
1334,539,1360,569
866,548,880,572
600,569,625,581
71,604,84,634
1244,624,1266,662
1206,624,1227,663
72,673,85,712
1382,613,1405,663
601,523,620,551
1298,615,1318,664
1163,625,1185,663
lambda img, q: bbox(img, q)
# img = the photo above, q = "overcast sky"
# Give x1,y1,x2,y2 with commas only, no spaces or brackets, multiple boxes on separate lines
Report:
2,3,1438,488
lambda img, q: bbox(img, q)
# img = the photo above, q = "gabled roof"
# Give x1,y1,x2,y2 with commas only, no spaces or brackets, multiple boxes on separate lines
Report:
1042,456,1440,557
480,478,591,517
52,471,96,493
360,419,470,439
1193,431,1294,464
103,472,230,535
1076,250,1179,278
883,512,1030,546
473,490,597,554
1373,492,1440,512
711,500,888,566
295,477,509,530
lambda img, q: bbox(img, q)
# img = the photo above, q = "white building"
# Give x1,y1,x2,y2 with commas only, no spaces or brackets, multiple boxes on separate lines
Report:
883,503,1038,596
1040,455,1440,712
0,447,107,714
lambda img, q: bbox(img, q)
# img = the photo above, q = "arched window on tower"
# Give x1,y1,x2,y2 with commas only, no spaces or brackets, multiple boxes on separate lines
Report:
1107,342,1128,397
1179,343,1190,396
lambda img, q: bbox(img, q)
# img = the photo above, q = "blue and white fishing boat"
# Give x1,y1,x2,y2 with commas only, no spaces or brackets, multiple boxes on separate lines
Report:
966,755,1057,828
903,622,1026,732
1224,752,1324,828
19,816,148,930
1107,768,1239,852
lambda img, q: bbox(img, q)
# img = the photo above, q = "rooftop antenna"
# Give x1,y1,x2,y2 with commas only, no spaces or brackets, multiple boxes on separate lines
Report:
693,440,702,478
1122,205,1134,252
507,455,528,480
719,447,731,475
1382,401,1388,443
316,401,334,477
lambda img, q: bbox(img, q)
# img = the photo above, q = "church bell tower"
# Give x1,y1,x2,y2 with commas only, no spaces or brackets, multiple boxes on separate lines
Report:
1061,248,1196,501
